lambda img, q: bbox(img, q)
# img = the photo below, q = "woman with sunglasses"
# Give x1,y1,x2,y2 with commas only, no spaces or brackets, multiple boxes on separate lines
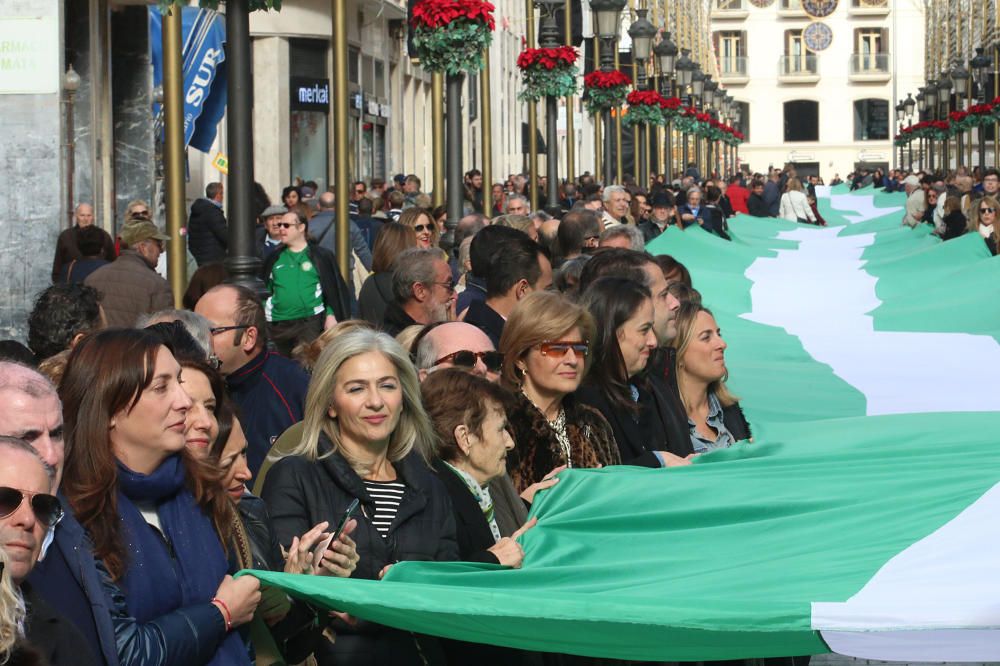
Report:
398,207,439,249
59,328,261,666
260,209,352,357
967,195,1000,255
499,291,620,492
577,277,696,468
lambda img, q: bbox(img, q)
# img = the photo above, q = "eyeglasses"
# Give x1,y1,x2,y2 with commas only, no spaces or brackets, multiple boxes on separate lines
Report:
0,487,63,528
354,189,366,195
538,340,589,358
433,350,504,373
981,208,996,214
431,281,455,294
413,224,434,233
275,222,302,229
210,325,249,336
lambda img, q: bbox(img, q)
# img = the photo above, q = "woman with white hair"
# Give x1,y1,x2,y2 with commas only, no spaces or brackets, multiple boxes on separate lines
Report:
261,328,458,664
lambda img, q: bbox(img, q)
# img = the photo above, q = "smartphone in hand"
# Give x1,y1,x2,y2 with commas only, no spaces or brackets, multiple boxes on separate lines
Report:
310,498,360,570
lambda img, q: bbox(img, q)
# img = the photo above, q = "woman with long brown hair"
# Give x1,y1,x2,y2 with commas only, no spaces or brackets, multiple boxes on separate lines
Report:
358,222,418,327
59,328,260,666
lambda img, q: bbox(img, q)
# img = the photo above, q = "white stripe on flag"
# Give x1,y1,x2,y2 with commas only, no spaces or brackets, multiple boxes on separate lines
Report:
812,481,1000,661
741,216,1000,414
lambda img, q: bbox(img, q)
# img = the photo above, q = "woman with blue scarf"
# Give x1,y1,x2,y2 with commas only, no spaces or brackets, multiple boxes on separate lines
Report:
59,328,261,666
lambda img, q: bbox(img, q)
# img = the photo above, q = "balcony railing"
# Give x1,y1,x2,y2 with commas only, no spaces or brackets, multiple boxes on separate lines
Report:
779,55,818,77
712,0,748,17
718,57,749,80
850,53,890,74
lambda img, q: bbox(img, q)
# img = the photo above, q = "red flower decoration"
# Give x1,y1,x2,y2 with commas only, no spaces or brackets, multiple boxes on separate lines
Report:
626,89,667,107
583,69,631,89
411,0,496,30
517,46,578,71
969,103,994,115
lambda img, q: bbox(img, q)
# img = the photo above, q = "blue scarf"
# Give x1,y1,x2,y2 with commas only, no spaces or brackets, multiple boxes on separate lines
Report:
117,455,249,666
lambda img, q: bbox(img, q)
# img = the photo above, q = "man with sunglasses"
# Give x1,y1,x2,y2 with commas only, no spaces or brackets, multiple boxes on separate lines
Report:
0,364,116,665
85,220,172,327
383,248,456,337
2,437,98,664
414,322,502,383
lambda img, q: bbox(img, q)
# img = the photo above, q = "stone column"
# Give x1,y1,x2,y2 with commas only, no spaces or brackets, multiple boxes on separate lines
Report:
252,36,291,203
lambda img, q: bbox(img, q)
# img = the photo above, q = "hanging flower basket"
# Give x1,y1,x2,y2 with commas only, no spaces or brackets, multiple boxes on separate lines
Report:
517,46,579,102
411,0,495,76
673,106,702,135
623,90,668,128
660,96,684,121
582,70,631,116
951,103,996,131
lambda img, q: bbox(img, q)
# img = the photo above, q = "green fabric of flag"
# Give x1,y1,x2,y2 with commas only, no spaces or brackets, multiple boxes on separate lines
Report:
243,189,1000,661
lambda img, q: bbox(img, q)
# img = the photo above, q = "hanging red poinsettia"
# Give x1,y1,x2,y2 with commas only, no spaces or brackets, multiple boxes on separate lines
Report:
410,0,495,75
582,70,631,115
517,46,579,102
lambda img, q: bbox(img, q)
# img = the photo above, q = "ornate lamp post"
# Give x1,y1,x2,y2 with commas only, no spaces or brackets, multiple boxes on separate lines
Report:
925,81,939,171
895,100,906,170
674,49,694,176
903,93,916,170
628,8,656,188
950,61,969,166
938,75,953,169
690,65,705,176
702,77,717,177
589,0,627,185
971,46,993,172
537,0,567,214
653,30,677,179
63,65,81,228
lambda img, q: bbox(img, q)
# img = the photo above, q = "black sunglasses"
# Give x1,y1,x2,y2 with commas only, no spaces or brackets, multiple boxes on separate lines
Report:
413,223,434,233
433,350,504,373
209,325,249,336
0,487,63,528
981,207,996,214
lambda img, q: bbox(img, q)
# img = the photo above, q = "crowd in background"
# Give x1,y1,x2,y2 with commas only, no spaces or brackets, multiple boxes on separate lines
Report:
3,157,957,665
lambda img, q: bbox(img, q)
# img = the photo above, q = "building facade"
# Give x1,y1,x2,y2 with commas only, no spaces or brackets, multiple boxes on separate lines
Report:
709,0,925,181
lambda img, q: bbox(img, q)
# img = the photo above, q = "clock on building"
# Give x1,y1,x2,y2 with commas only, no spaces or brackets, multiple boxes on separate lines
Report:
803,21,833,51
749,0,775,7
802,0,838,17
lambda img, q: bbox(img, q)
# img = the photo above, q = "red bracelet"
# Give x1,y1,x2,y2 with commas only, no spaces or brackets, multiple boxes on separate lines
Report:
211,597,233,631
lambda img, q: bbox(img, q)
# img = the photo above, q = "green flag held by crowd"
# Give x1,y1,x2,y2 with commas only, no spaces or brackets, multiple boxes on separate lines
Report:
244,186,1000,662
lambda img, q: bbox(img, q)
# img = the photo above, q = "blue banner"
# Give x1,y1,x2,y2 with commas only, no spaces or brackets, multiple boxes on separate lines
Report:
149,7,227,153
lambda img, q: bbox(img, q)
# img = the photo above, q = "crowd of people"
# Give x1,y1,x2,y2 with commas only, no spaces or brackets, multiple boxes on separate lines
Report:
5,158,937,665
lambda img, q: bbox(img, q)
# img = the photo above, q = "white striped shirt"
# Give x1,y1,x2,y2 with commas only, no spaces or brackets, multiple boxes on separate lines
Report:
363,480,405,537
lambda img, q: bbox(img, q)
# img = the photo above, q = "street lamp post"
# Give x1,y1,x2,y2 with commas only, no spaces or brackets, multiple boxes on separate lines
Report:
903,93,916,170
628,8,656,189
63,65,81,228
536,0,565,214
654,30,677,180
925,81,938,172
938,75,953,170
589,0,627,186
950,62,969,168
971,46,993,172
674,49,694,178
895,101,906,169
702,77,717,177
690,65,705,177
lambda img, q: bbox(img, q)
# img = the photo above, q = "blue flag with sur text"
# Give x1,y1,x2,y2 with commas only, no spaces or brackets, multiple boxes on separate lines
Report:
149,7,227,153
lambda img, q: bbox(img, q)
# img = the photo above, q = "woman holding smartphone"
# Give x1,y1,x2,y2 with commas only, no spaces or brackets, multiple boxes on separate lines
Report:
261,328,458,665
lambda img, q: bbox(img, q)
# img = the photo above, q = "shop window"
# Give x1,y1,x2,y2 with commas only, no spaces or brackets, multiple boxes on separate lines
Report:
784,100,819,142
853,98,889,140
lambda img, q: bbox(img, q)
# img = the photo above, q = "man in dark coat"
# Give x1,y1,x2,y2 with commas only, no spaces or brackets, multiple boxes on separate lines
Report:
382,248,456,337
194,284,309,476
0,436,98,665
187,181,228,265
51,203,115,282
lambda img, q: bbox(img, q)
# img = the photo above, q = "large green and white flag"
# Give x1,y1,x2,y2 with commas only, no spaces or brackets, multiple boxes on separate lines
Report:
246,187,1000,662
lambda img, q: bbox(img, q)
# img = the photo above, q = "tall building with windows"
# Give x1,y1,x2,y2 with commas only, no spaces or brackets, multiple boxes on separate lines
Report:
710,0,925,180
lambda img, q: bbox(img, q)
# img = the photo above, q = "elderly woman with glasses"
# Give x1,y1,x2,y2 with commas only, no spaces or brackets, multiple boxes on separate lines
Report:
967,195,1000,255
499,291,620,493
